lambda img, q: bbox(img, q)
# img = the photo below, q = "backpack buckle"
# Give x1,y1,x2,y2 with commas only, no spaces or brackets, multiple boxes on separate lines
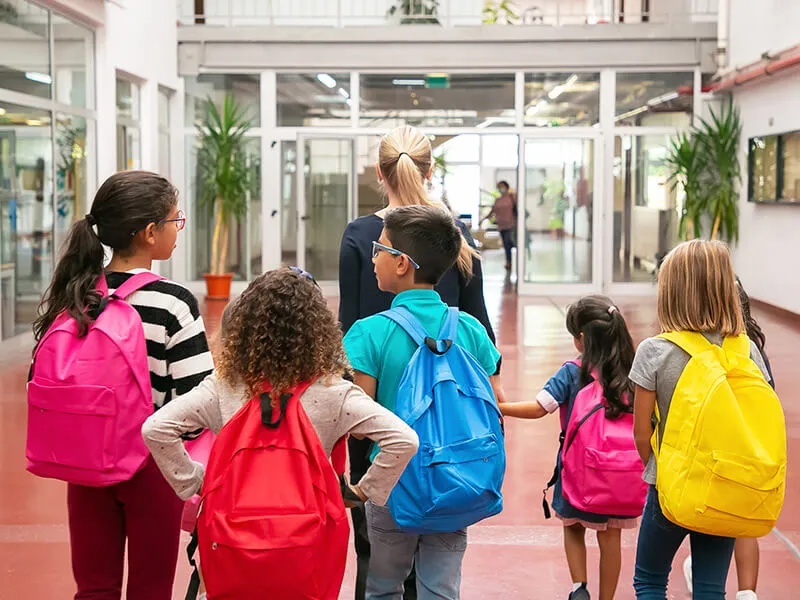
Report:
424,337,453,355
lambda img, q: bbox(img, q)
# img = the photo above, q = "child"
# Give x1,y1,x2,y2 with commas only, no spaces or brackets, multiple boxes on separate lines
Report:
343,205,502,600
631,240,773,600
33,171,213,600
683,277,774,600
142,266,419,521
498,295,640,600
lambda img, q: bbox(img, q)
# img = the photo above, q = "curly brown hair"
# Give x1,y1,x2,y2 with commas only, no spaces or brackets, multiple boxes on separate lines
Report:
216,268,347,402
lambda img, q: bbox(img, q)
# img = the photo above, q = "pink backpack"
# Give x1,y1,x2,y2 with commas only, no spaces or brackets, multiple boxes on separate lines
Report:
559,361,647,516
26,271,163,487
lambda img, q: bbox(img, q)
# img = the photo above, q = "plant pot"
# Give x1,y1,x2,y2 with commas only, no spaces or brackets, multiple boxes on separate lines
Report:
203,273,234,301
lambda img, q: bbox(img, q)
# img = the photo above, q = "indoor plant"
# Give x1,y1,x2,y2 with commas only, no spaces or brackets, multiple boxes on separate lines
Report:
387,0,440,24
666,131,706,240
196,94,255,300
482,1,520,24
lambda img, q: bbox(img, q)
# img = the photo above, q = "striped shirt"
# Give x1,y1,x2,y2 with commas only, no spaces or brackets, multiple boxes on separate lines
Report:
106,269,214,409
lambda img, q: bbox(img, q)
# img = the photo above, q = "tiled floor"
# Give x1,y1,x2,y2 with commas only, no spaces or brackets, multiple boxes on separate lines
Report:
1,281,799,599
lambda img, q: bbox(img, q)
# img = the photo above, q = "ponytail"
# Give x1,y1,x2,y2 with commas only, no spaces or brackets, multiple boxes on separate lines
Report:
565,296,636,419
379,126,479,280
34,170,178,342
34,217,104,341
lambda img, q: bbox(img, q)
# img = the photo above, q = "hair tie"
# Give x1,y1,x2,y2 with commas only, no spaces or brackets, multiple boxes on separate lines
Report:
608,306,618,315
398,152,409,160
85,213,96,226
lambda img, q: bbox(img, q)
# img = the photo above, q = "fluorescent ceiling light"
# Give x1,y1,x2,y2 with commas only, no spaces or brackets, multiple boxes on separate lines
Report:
615,106,649,122
338,87,350,99
316,73,337,89
26,119,43,126
392,79,425,86
647,91,679,107
548,74,579,100
25,72,52,85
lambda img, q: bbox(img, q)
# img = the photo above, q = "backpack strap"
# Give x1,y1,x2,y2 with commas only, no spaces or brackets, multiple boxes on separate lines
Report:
111,271,164,300
722,334,751,357
441,307,459,342
657,331,714,357
382,307,428,347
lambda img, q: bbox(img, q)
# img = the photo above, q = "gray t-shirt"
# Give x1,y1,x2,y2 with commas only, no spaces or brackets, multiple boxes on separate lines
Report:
629,333,771,484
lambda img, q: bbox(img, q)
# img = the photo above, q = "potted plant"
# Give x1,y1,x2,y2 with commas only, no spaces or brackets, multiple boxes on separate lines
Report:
387,0,440,24
666,98,742,243
196,94,256,300
482,1,520,24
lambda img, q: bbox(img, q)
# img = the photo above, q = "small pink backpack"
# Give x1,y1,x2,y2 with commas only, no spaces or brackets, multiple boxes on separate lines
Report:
559,360,647,516
26,271,163,487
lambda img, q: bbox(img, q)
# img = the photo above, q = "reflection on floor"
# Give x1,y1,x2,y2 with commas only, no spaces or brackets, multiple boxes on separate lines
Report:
1,283,799,598
524,233,591,284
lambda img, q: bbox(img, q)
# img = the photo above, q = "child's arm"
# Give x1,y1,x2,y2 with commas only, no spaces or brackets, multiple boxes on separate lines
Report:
498,362,575,420
141,373,226,500
498,400,548,419
341,373,419,506
633,385,656,465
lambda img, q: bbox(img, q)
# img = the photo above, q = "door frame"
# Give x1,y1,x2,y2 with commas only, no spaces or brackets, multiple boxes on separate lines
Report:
516,130,604,297
295,133,357,279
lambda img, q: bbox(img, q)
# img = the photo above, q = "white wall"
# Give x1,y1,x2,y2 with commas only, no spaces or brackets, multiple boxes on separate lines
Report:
728,0,800,67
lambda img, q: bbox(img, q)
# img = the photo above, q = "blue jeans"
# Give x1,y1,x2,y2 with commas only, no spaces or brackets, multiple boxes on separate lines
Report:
365,501,467,600
634,486,735,599
499,229,515,265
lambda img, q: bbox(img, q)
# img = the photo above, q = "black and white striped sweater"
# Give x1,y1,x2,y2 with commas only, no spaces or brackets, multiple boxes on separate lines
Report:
106,270,214,409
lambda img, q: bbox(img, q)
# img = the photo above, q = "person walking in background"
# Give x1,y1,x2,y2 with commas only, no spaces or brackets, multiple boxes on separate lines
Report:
480,180,518,272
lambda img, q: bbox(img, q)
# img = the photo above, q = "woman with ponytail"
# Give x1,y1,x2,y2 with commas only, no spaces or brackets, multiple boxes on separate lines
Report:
34,171,213,600
338,126,501,600
497,296,639,600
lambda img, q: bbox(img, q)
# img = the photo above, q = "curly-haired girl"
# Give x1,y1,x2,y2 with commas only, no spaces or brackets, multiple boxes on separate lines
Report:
142,267,418,510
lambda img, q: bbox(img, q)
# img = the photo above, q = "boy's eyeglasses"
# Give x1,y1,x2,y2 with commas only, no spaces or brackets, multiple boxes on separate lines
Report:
161,210,186,231
372,241,420,270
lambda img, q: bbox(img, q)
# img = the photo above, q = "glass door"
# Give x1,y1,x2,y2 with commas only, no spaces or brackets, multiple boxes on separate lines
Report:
296,135,355,281
517,134,602,296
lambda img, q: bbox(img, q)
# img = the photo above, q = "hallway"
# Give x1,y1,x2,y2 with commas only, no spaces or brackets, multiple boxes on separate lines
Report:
1,282,799,599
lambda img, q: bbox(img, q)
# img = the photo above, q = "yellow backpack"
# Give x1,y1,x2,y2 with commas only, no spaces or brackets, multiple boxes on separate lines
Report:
653,332,786,538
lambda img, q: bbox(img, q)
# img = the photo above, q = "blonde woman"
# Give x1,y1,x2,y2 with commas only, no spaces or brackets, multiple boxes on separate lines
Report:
338,125,501,600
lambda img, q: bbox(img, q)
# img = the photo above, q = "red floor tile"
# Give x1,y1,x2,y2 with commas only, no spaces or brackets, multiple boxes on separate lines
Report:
2,284,799,599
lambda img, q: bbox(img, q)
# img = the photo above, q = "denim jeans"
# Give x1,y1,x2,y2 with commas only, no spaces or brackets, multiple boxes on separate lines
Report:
634,486,735,600
499,229,515,265
365,501,467,600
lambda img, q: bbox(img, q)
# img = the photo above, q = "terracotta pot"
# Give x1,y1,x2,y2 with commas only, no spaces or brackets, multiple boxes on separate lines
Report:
203,273,233,301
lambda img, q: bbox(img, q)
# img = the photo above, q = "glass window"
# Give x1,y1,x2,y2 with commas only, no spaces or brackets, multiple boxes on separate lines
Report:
615,72,694,127
0,102,53,339
780,132,800,203
55,113,88,252
748,136,778,203
116,77,140,171
523,138,593,284
280,140,297,266
187,136,261,280
116,78,139,121
360,73,515,128
158,88,171,176
524,72,600,127
53,13,94,108
0,1,51,100
185,74,261,127
277,73,351,127
613,135,680,283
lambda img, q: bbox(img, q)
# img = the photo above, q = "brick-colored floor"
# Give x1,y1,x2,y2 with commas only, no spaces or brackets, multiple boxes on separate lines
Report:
1,281,799,599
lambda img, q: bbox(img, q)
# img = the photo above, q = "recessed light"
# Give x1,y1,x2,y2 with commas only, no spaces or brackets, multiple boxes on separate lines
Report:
316,73,337,89
25,72,52,85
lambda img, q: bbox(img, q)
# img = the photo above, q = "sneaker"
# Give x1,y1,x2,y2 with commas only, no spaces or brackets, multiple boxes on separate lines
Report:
568,583,590,600
683,556,693,593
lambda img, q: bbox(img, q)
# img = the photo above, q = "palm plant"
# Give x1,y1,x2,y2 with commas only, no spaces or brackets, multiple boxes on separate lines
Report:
482,1,520,24
196,94,256,277
387,0,440,24
695,100,742,242
666,132,706,240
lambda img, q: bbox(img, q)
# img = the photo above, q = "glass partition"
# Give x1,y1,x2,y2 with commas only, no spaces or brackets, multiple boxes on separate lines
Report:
185,74,261,127
277,73,351,126
615,72,693,128
524,72,600,127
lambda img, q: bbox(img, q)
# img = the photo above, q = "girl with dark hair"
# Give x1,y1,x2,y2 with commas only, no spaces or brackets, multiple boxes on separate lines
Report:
33,171,214,600
498,295,638,600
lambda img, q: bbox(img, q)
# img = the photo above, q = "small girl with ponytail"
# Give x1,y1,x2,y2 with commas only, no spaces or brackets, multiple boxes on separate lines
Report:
498,295,639,600
33,171,214,600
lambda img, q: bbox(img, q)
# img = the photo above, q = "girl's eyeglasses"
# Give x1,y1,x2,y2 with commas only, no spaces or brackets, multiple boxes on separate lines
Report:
372,241,420,270
289,266,320,287
161,210,186,231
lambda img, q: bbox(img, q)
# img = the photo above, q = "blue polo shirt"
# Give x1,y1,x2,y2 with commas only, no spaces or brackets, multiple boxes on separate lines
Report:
343,289,501,417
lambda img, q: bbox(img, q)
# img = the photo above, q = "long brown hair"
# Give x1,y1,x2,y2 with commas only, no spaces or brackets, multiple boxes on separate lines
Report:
378,125,478,279
33,171,177,341
216,268,347,402
657,240,745,336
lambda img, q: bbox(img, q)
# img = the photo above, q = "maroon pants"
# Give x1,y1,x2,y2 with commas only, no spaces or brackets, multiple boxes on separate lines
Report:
67,456,184,600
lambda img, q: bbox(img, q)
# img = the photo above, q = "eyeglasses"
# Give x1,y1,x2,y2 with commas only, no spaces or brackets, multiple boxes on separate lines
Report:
161,210,186,231
372,241,420,270
289,266,320,286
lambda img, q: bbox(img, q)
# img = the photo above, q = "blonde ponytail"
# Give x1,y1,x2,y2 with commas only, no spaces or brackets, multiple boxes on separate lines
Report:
378,125,478,279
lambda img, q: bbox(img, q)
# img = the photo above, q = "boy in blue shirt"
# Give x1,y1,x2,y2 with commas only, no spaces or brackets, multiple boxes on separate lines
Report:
344,205,502,600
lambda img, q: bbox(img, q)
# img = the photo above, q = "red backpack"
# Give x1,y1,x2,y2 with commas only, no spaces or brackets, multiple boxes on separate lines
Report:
197,380,349,600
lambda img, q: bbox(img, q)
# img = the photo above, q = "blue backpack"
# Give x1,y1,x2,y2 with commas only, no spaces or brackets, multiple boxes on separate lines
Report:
381,306,506,534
